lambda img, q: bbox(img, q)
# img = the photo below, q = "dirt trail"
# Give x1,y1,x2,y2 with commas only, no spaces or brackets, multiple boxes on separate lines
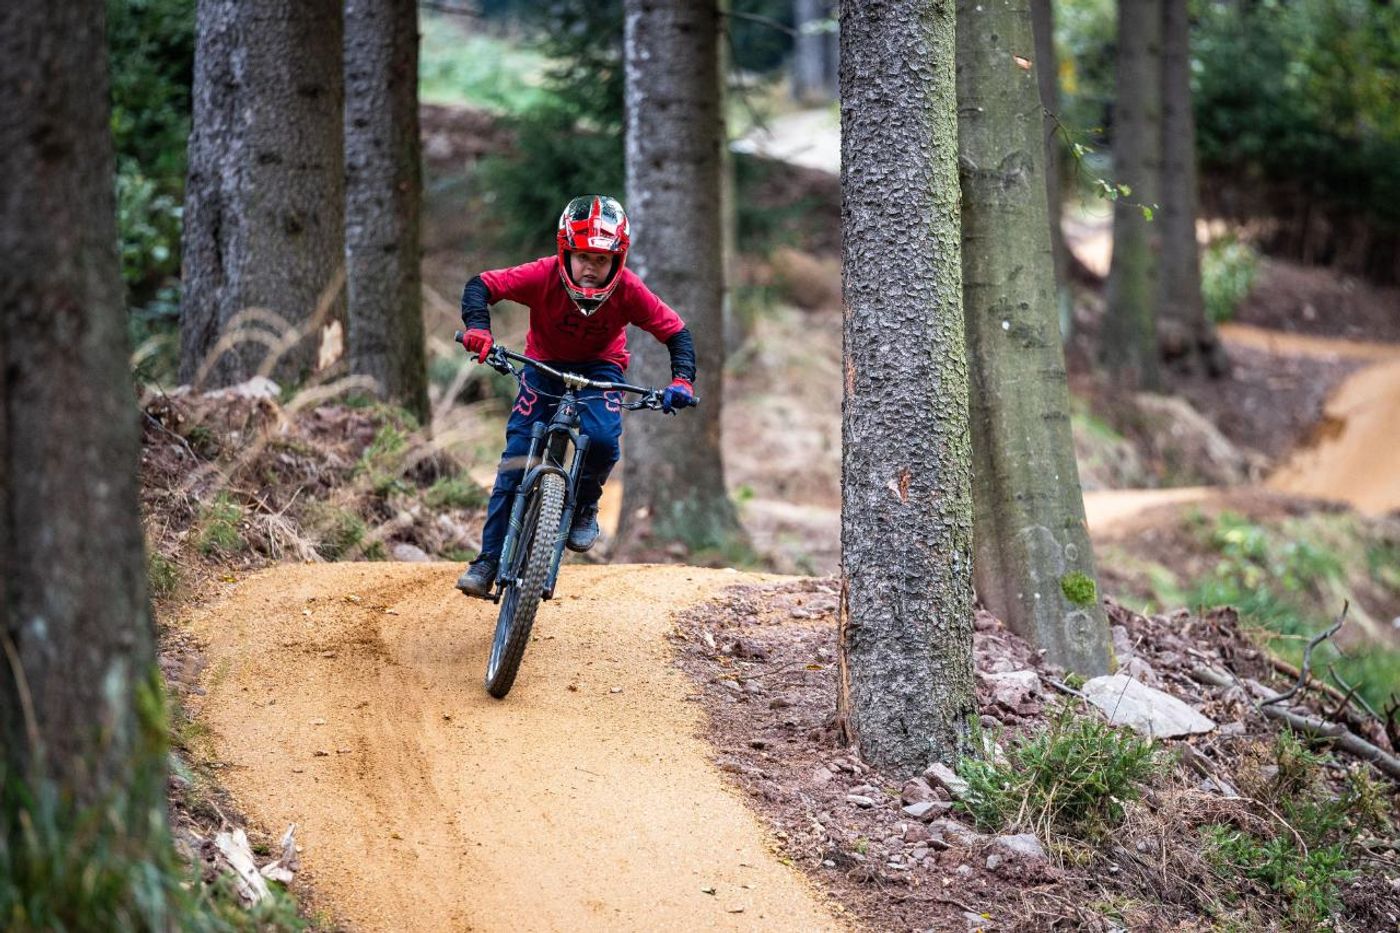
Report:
187,563,843,932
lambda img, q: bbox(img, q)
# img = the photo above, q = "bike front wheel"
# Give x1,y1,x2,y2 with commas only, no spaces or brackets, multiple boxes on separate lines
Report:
485,471,566,698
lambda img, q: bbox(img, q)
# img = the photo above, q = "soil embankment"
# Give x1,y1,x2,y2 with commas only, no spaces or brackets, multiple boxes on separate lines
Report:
186,562,843,932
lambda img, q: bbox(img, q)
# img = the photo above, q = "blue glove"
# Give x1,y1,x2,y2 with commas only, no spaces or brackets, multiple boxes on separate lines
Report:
661,378,695,413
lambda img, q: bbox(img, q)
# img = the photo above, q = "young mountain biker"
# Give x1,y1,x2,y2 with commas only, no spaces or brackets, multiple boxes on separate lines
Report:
455,194,697,597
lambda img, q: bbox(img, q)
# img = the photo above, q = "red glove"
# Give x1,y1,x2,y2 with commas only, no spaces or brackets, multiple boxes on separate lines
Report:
461,328,493,363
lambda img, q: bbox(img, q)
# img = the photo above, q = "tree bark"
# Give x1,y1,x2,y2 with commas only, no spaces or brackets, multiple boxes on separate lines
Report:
836,0,976,774
1,0,161,809
620,0,742,555
1102,0,1163,390
1157,0,1226,377
957,0,1113,675
1029,0,1072,314
345,0,428,423
179,0,345,390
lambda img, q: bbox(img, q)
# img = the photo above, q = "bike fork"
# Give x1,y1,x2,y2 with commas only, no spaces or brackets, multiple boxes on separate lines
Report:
543,435,590,600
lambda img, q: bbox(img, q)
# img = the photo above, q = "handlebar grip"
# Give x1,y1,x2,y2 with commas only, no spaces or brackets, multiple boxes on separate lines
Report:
453,330,464,344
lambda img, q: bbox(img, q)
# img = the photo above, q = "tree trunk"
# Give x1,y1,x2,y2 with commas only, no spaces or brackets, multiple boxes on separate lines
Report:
1157,0,1227,377
792,0,830,104
836,0,975,774
957,0,1113,675
1,0,162,811
345,0,429,423
620,0,742,554
1029,0,1072,321
1102,0,1163,390
180,0,345,390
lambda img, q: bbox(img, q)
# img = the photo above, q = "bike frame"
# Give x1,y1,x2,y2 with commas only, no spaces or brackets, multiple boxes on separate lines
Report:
481,347,670,603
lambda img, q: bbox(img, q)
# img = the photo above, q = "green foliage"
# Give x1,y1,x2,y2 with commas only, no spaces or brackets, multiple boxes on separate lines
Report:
147,549,180,599
108,0,195,303
1060,571,1098,606
471,0,626,255
424,476,489,511
1192,0,1400,228
306,504,383,562
1201,236,1259,324
356,425,412,497
1170,511,1400,709
956,702,1164,841
196,493,247,556
1203,731,1386,928
418,17,551,112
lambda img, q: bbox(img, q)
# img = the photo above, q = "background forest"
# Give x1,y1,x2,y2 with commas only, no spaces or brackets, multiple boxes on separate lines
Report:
4,0,1400,929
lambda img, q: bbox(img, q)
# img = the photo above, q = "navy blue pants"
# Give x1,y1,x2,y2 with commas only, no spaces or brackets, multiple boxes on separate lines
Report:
479,361,625,561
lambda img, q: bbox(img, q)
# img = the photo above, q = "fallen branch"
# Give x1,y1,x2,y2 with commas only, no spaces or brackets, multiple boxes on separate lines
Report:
1257,705,1400,783
1190,665,1400,781
1262,602,1346,707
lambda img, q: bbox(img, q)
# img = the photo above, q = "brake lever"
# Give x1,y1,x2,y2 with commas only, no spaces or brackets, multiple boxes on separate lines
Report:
485,346,516,376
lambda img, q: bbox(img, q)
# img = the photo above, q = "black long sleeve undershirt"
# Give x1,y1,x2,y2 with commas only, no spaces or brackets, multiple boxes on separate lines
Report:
460,275,492,332
459,274,697,384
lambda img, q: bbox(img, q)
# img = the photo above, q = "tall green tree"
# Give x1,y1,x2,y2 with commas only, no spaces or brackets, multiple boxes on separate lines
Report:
2,0,162,827
1102,0,1163,389
1157,0,1226,376
345,0,429,422
179,0,345,389
957,0,1112,675
619,0,743,554
836,0,975,773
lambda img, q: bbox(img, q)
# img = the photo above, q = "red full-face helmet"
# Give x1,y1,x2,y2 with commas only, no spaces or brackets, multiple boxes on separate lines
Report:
556,195,630,316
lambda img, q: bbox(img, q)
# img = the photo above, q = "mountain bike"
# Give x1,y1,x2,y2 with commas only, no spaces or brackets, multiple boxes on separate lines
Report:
456,335,697,698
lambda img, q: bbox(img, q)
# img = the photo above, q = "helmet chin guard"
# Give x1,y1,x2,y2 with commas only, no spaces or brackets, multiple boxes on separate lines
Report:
557,195,630,316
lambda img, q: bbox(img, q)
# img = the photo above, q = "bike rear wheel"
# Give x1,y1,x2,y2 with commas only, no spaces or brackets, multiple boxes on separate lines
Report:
485,472,566,698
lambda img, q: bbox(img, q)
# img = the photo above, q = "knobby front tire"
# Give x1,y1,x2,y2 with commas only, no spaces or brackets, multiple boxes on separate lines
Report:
484,472,566,699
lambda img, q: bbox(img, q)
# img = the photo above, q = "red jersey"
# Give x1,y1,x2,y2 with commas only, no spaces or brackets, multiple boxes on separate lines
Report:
479,257,685,371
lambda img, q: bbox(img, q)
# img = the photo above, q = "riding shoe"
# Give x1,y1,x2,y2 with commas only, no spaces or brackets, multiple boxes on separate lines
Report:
566,504,600,552
455,556,498,598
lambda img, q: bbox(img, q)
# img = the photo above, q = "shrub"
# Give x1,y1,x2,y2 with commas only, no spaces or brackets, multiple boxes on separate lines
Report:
957,702,1164,841
424,476,488,511
1201,236,1259,324
195,493,246,556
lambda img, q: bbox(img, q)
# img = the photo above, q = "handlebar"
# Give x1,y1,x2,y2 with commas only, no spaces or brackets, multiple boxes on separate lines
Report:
453,331,700,412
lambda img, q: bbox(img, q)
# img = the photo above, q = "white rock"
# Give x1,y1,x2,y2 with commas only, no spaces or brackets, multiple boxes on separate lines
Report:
993,832,1047,861
982,669,1042,707
391,543,430,563
924,762,970,798
846,794,877,808
1082,674,1216,737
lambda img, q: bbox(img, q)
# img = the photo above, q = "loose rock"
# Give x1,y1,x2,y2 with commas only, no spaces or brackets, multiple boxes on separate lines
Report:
1082,674,1216,737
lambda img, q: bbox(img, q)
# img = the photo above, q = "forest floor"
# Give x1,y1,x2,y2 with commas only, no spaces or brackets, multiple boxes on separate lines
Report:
143,102,1400,930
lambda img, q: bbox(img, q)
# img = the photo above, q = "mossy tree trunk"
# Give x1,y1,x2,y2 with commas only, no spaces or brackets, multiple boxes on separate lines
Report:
1102,0,1163,390
1029,0,1073,311
1158,0,1227,377
345,0,429,423
179,0,345,390
619,0,743,555
957,0,1113,675
1,0,163,813
836,0,976,774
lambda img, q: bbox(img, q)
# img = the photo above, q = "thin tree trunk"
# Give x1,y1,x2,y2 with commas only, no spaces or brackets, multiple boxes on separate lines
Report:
792,0,830,104
1103,0,1163,390
344,0,425,420
180,0,345,390
1,0,161,810
836,0,975,774
1157,0,1227,377
620,0,742,554
957,0,1113,675
345,0,428,423
1029,0,1072,310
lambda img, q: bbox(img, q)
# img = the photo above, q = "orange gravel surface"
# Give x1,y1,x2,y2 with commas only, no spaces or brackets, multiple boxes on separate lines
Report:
185,562,844,932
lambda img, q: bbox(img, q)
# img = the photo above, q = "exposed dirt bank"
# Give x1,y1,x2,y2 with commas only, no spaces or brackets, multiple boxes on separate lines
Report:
184,563,843,932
